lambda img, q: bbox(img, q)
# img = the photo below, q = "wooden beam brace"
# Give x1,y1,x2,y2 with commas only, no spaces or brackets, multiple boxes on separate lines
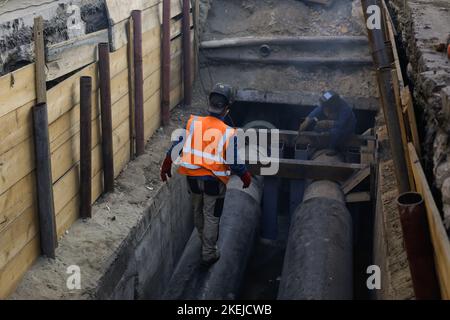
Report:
346,192,371,203
247,158,365,181
277,129,375,148
302,0,334,6
33,16,46,104
341,166,371,194
46,29,109,81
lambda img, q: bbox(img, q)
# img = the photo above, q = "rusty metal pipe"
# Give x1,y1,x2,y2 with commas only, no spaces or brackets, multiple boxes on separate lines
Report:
397,192,441,299
182,0,192,107
132,10,145,156
161,0,171,125
80,76,92,219
361,0,410,193
98,43,115,192
33,102,58,258
200,36,369,49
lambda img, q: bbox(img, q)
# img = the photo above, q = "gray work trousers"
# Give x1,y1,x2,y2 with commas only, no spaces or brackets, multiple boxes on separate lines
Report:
186,177,226,261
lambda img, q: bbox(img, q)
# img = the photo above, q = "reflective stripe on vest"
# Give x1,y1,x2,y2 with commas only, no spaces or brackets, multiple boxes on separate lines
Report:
182,116,234,165
180,162,231,177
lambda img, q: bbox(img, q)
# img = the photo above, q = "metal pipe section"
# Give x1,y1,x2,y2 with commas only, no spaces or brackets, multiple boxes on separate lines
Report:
278,151,353,300
396,192,441,299
98,43,115,192
200,36,369,49
361,0,410,193
33,102,57,258
161,0,171,126
182,0,192,107
163,176,264,299
80,76,92,219
131,10,145,156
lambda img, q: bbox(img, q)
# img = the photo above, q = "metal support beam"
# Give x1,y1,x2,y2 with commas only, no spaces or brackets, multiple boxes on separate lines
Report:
132,10,145,156
33,103,57,258
397,192,441,299
80,76,92,219
161,0,171,126
200,36,369,49
182,0,192,107
98,43,115,193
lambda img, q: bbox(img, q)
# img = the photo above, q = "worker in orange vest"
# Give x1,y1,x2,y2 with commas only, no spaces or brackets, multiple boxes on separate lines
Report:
160,83,252,266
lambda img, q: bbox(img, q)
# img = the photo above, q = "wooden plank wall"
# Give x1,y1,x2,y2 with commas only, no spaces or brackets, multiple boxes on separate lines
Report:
0,0,195,298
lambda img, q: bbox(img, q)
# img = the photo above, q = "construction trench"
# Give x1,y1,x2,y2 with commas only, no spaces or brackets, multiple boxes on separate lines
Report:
2,0,449,300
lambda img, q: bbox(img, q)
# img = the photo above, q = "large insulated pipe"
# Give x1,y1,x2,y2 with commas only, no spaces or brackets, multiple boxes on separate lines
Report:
163,176,264,299
278,151,353,300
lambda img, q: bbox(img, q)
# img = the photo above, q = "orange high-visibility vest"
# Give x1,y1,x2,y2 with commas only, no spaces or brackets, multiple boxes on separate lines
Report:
178,115,236,184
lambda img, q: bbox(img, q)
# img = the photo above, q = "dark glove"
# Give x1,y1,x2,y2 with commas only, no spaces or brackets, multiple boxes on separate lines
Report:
160,155,173,182
240,171,252,189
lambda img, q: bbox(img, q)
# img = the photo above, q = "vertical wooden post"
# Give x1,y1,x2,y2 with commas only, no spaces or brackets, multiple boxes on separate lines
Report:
80,76,92,219
98,43,115,193
127,16,136,160
182,0,192,107
34,16,46,104
161,0,171,126
132,10,145,156
33,103,58,258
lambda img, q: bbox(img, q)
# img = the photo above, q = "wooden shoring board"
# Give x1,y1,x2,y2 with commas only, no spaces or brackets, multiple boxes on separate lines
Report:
247,158,365,182
341,166,371,195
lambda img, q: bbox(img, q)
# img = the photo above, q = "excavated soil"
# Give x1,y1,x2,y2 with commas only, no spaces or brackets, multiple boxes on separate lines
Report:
202,0,366,40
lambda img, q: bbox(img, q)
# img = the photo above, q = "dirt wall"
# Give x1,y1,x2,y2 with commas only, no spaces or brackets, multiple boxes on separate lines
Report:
389,0,450,230
0,0,107,75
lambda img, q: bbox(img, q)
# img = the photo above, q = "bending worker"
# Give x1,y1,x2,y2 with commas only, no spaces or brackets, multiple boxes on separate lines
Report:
297,90,356,155
160,83,252,266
